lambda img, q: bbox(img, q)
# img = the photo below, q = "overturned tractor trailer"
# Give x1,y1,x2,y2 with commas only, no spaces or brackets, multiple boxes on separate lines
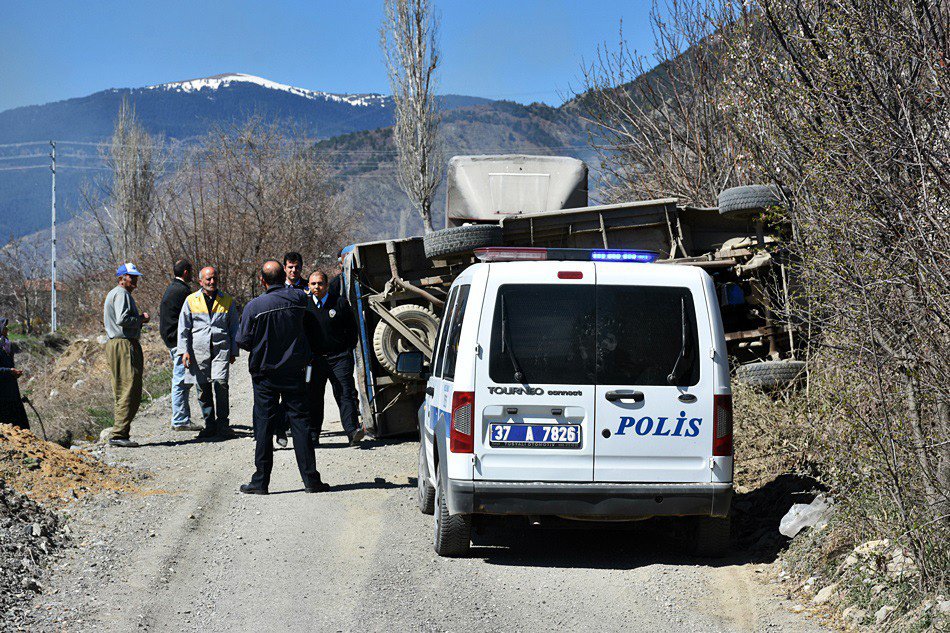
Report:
344,155,802,438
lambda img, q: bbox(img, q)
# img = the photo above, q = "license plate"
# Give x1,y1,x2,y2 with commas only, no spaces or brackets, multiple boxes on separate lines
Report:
488,424,582,448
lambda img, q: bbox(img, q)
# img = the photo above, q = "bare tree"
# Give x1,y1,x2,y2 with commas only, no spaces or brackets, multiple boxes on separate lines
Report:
153,120,354,302
84,97,163,262
0,236,47,333
381,0,443,233
720,0,949,590
578,0,744,206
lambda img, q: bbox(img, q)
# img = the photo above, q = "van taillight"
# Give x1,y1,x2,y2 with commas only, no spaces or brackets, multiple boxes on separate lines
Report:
450,391,475,453
713,394,733,456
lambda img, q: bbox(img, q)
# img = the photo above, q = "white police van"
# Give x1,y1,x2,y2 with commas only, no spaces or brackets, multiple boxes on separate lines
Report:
397,246,734,557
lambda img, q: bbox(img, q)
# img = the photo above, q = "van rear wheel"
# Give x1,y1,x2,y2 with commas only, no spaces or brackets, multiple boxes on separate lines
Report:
417,442,435,515
692,515,732,558
433,469,471,557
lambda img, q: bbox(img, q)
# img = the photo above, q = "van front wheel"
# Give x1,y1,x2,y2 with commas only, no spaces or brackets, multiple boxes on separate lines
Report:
433,470,471,557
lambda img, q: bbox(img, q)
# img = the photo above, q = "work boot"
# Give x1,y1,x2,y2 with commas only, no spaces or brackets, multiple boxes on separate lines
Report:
348,428,365,447
173,423,202,432
216,426,237,439
196,427,218,441
109,438,139,448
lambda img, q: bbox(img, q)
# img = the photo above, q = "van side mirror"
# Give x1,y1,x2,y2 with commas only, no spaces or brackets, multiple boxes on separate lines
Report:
396,351,428,379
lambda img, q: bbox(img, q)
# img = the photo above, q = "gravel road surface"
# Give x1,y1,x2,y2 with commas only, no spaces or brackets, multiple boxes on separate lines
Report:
25,360,829,632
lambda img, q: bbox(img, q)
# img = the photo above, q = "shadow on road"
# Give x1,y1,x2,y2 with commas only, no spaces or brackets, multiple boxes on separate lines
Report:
464,473,824,570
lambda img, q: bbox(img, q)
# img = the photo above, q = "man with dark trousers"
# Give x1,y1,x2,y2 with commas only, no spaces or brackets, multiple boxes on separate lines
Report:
236,260,328,495
159,259,198,431
306,271,364,447
274,251,307,448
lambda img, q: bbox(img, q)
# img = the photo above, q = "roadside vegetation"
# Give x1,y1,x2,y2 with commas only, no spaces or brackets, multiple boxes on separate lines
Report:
581,0,948,628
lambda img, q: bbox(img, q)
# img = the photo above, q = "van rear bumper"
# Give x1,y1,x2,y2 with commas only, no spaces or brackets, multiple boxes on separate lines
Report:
447,479,733,518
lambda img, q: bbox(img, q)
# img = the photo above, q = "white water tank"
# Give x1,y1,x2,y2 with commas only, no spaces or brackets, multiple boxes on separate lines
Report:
445,155,588,227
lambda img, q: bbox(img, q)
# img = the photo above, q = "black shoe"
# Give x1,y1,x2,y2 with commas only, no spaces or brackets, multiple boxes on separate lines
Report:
216,426,237,439
240,484,268,495
275,431,288,448
348,428,365,447
304,482,331,493
197,428,218,441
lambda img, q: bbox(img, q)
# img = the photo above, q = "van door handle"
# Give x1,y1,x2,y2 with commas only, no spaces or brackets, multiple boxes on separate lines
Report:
605,390,644,403
425,387,434,396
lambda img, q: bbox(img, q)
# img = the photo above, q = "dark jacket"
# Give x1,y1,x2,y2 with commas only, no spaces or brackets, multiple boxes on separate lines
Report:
286,277,307,291
236,285,315,381
160,279,191,349
306,292,357,357
0,343,22,401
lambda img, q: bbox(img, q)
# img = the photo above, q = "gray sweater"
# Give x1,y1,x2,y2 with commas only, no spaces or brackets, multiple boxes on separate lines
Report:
103,285,143,340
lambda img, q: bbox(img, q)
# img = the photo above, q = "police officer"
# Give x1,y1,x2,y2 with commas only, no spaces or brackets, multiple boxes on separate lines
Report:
236,260,328,495
306,271,364,447
274,251,307,448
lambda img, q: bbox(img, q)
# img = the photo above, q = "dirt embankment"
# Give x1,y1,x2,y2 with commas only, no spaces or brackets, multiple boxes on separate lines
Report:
21,330,170,445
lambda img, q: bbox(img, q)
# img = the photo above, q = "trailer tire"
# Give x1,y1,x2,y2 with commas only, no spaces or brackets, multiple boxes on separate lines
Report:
417,440,435,515
372,304,440,378
433,468,471,557
717,185,785,219
736,359,806,389
423,224,503,259
692,515,732,558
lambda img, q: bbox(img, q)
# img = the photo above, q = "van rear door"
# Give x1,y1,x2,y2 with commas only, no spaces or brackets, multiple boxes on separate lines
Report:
593,264,714,483
474,262,596,482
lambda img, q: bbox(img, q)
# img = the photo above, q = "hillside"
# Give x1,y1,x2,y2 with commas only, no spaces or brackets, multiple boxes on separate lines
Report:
0,74,493,239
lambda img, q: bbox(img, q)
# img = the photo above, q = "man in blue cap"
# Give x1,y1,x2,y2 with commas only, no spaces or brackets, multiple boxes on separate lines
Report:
103,262,150,447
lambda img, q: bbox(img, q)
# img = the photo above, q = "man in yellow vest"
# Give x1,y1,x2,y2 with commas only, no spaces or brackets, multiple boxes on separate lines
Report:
177,266,239,440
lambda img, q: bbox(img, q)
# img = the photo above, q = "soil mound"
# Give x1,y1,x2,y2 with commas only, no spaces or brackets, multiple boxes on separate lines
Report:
0,424,137,505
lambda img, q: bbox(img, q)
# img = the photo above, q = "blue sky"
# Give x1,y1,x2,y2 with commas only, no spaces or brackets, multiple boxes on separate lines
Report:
0,0,658,112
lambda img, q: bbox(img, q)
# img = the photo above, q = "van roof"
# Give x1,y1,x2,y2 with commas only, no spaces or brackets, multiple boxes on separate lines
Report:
456,260,709,286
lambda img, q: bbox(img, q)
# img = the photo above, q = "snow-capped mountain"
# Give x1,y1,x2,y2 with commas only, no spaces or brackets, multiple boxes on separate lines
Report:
0,74,493,238
148,73,388,108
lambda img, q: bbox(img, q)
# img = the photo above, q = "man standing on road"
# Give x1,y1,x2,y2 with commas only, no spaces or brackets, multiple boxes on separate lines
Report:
274,251,307,448
178,266,239,441
160,259,198,432
236,260,328,494
307,271,364,447
103,263,149,448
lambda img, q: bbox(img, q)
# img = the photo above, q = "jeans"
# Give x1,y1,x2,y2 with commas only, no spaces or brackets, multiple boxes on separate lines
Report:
309,352,361,437
196,380,230,432
169,348,192,428
250,376,320,490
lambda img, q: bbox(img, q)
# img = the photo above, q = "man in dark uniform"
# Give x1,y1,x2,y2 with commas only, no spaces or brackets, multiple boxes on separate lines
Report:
283,251,307,291
274,251,307,448
236,260,328,495
159,259,197,431
0,317,28,429
306,271,364,447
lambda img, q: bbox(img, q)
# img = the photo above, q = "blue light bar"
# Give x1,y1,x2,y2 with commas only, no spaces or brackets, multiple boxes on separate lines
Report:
590,249,659,263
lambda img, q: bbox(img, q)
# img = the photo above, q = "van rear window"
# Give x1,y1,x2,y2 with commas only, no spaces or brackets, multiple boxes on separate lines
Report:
489,284,699,386
489,285,596,385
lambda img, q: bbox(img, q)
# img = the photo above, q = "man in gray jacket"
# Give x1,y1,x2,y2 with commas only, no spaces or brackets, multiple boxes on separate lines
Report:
177,266,239,440
103,263,150,448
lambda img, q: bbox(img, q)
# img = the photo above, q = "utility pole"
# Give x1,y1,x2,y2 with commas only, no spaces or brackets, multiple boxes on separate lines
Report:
49,141,57,333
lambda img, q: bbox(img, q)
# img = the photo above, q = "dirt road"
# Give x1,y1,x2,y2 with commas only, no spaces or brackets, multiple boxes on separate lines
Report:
26,361,828,632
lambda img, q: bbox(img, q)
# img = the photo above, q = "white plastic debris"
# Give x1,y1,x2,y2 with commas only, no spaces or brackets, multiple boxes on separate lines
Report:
779,494,832,538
